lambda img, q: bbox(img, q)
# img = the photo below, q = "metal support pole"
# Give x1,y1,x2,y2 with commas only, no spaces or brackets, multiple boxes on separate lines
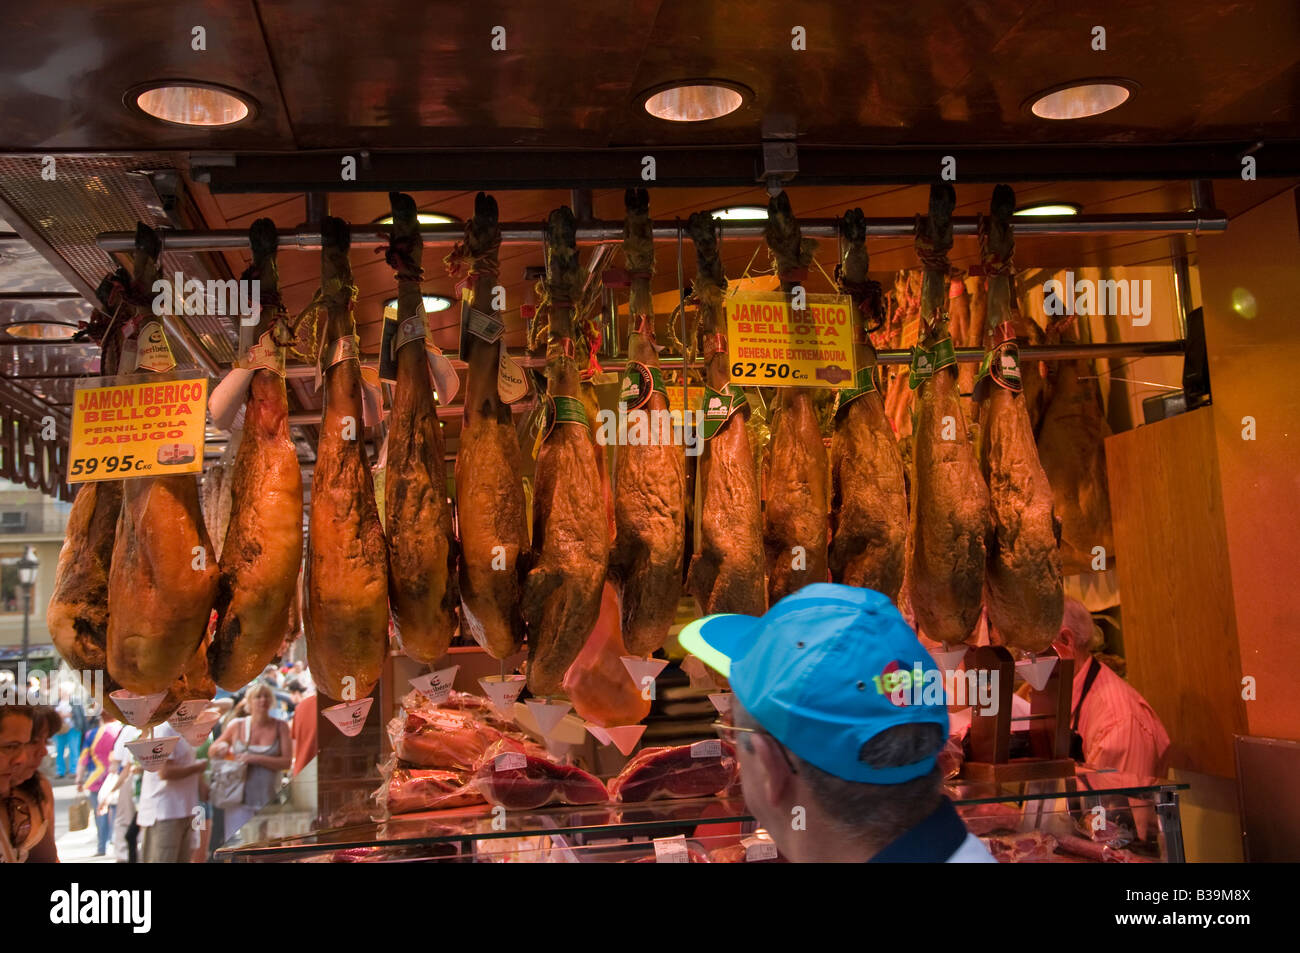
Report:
20,583,31,672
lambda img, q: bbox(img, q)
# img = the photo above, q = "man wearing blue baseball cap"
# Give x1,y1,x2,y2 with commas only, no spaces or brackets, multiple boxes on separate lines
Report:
679,583,995,863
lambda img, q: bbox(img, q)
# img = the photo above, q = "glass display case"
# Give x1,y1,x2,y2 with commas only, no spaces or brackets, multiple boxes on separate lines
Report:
215,764,1187,863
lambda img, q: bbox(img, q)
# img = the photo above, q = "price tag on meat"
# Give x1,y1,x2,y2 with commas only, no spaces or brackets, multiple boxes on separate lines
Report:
67,372,208,484
690,739,722,759
724,291,856,388
652,835,690,863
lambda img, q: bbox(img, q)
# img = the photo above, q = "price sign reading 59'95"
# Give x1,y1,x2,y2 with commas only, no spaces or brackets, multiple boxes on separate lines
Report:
67,373,209,484
723,291,857,388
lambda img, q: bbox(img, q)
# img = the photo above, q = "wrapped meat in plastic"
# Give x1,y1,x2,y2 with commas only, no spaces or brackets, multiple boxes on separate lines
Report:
983,831,1060,863
608,741,738,803
389,707,504,771
474,740,607,810
562,582,651,727
384,766,484,815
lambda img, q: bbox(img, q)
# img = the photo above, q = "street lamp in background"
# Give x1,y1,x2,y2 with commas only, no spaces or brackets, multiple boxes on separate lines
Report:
16,546,38,673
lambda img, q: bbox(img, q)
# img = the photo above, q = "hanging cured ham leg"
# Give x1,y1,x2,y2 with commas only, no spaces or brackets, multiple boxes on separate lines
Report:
209,219,304,689
48,306,125,683
762,192,829,603
1037,317,1115,576
523,207,611,695
684,212,765,617
905,186,990,646
106,225,219,695
609,189,685,656
976,186,1064,655
303,217,389,701
449,194,528,659
829,209,908,600
383,192,459,664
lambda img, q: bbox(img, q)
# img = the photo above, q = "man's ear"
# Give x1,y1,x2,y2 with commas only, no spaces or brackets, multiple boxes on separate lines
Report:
751,733,795,805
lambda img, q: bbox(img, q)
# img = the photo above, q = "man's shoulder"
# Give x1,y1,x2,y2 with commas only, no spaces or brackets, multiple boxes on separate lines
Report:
947,833,998,863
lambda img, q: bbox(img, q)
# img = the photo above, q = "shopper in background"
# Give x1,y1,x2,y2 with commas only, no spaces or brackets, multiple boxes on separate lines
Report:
13,706,59,790
52,683,80,778
260,665,283,690
210,681,291,835
1055,597,1172,778
680,583,995,863
137,722,206,863
288,660,314,694
75,709,122,856
0,705,58,862
109,723,141,863
289,679,317,777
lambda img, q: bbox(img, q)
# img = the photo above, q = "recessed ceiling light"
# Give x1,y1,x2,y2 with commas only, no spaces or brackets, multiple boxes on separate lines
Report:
1028,80,1135,120
1013,202,1082,217
128,82,255,127
4,321,79,340
710,206,769,221
383,295,453,314
372,212,459,226
642,81,748,122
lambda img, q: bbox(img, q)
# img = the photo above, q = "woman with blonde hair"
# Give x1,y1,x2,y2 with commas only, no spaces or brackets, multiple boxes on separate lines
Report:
210,682,291,837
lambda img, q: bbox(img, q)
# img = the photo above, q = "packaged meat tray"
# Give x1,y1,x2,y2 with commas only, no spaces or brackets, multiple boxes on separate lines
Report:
608,740,738,803
473,741,608,811
384,765,485,816
389,707,505,770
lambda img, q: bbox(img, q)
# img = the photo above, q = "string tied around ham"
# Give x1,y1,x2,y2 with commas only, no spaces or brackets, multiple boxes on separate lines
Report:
380,234,425,282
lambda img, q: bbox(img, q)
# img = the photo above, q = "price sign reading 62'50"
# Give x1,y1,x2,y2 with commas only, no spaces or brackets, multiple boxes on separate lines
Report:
723,291,857,388
66,373,209,484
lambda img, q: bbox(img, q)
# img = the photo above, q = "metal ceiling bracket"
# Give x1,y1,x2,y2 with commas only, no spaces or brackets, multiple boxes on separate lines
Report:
759,113,799,194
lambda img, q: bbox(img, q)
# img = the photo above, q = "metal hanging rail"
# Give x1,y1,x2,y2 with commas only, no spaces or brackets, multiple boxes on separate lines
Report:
96,211,1226,253
278,339,1183,381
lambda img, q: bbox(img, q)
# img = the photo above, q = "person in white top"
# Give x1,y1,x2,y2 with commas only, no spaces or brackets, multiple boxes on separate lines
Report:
136,723,206,863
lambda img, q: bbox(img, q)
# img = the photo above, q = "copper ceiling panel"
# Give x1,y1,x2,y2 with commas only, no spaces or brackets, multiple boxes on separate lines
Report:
255,0,662,149
0,2,294,150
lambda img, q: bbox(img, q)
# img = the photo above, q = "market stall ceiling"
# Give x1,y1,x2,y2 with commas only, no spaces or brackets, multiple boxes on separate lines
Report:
3,1,1299,150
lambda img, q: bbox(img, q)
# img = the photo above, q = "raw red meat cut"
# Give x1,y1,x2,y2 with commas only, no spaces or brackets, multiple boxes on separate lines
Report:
905,186,990,646
684,212,765,618
383,192,458,664
210,219,304,689
977,187,1064,656
829,209,908,599
449,193,529,659
762,192,829,603
474,743,608,810
522,207,611,695
983,831,1060,863
608,741,738,803
303,217,389,702
609,189,685,656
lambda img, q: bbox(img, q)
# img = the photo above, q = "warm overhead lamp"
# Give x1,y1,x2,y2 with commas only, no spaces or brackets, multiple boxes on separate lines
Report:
128,82,256,126
1027,80,1135,120
372,212,459,226
3,321,79,339
1013,202,1082,217
642,81,748,122
710,206,769,221
383,295,453,313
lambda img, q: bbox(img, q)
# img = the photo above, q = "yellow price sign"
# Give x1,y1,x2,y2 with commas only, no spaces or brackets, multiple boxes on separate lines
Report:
723,291,857,387
67,373,209,483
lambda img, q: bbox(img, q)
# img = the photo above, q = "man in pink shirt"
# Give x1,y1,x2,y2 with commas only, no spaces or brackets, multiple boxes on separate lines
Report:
1057,598,1172,778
